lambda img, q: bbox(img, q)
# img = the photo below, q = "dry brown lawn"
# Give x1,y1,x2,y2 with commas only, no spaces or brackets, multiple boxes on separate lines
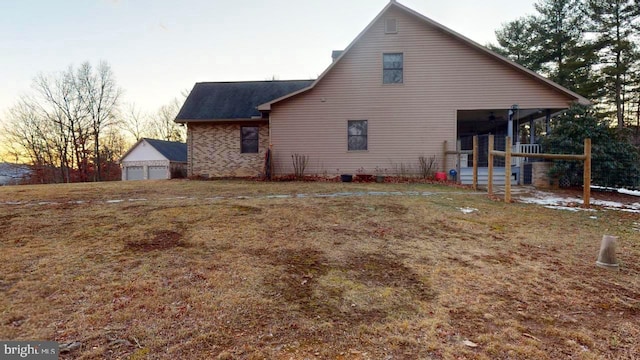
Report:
0,180,638,359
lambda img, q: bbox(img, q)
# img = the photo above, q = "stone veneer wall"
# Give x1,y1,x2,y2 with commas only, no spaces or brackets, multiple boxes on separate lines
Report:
532,161,559,189
187,123,269,178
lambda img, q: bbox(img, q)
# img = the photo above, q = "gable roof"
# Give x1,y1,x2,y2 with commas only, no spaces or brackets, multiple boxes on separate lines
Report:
144,138,187,162
258,0,590,111
120,138,187,163
175,80,314,122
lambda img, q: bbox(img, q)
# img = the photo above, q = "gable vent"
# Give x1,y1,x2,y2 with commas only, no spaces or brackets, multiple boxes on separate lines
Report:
385,18,397,34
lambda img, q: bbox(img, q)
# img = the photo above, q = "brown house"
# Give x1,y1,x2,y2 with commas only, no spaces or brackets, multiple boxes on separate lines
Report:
176,0,589,180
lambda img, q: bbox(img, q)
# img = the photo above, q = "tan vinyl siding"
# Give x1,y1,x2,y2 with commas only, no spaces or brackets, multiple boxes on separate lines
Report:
270,7,576,176
188,123,268,177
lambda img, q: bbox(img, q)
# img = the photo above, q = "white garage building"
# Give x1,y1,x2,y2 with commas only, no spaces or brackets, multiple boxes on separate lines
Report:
120,138,187,181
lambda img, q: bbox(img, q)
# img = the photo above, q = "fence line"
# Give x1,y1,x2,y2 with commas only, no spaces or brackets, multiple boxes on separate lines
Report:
486,135,592,208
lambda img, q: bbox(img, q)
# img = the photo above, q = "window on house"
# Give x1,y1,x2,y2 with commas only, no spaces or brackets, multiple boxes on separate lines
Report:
241,126,259,153
348,120,368,151
383,53,403,84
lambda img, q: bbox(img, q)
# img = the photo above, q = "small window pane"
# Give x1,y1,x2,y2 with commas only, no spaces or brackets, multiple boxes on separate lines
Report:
383,53,403,68
383,53,403,84
383,70,403,84
241,126,259,153
348,120,368,151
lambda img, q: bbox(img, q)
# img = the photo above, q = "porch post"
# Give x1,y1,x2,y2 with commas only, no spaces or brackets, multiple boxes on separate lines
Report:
545,109,551,134
508,104,518,146
508,109,514,143
472,136,478,190
529,115,535,145
505,136,512,203
442,141,448,173
488,135,494,196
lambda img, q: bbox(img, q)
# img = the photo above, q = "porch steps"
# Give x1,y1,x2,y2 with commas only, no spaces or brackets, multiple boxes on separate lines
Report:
460,167,507,186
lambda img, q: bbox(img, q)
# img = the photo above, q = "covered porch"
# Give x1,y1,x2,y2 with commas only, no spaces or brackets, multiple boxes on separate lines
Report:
453,106,565,186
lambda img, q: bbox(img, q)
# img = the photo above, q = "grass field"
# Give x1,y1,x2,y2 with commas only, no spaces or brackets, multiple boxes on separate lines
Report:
1,180,638,359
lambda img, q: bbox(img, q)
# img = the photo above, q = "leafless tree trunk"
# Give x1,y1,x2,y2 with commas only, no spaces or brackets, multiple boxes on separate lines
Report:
34,69,91,182
76,61,121,181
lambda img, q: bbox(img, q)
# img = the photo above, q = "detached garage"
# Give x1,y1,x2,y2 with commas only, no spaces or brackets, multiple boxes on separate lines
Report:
120,138,187,181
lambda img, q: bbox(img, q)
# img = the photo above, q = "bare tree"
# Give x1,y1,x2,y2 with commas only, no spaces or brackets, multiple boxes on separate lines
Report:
2,98,60,182
4,61,122,183
33,68,92,182
76,61,121,181
148,97,186,142
120,102,149,141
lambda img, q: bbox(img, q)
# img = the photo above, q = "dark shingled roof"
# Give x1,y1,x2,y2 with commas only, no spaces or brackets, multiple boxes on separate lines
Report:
175,80,314,121
144,138,187,162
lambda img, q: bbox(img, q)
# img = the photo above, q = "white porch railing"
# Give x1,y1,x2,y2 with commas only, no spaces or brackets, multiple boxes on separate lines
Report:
512,142,540,166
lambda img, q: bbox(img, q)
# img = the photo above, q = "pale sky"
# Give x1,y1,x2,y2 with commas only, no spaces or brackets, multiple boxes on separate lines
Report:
0,0,536,120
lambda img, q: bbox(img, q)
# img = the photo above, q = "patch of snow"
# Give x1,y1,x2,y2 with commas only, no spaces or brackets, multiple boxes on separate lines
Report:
106,199,124,203
518,190,638,213
591,199,626,208
589,216,598,219
544,205,595,212
613,208,640,213
314,193,336,198
266,195,292,199
592,185,640,197
128,198,147,202
459,207,478,214
618,188,640,197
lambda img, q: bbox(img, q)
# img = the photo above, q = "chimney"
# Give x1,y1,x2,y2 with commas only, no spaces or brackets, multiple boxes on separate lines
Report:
331,50,344,62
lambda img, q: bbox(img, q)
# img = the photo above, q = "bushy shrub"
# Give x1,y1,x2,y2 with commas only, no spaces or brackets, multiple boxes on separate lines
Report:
541,105,640,188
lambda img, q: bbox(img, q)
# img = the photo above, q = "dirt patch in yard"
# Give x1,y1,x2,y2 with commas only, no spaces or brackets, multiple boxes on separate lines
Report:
125,230,187,251
262,248,435,328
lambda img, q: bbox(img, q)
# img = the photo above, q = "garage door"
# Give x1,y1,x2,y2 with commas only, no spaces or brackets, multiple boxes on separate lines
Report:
126,166,144,180
148,166,168,180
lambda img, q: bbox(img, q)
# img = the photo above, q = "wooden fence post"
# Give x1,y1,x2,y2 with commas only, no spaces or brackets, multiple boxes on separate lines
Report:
505,136,512,203
583,138,591,209
488,135,494,196
443,141,448,173
472,136,478,190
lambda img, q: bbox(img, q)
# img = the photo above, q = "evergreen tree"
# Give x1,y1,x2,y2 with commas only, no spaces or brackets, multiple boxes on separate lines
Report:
531,0,594,92
491,0,602,99
585,0,640,129
490,16,541,71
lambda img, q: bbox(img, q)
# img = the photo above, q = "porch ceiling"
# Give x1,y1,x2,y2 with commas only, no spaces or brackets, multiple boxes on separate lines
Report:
457,108,565,135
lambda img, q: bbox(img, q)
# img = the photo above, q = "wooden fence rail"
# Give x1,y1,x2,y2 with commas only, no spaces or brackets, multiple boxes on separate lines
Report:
486,135,592,208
